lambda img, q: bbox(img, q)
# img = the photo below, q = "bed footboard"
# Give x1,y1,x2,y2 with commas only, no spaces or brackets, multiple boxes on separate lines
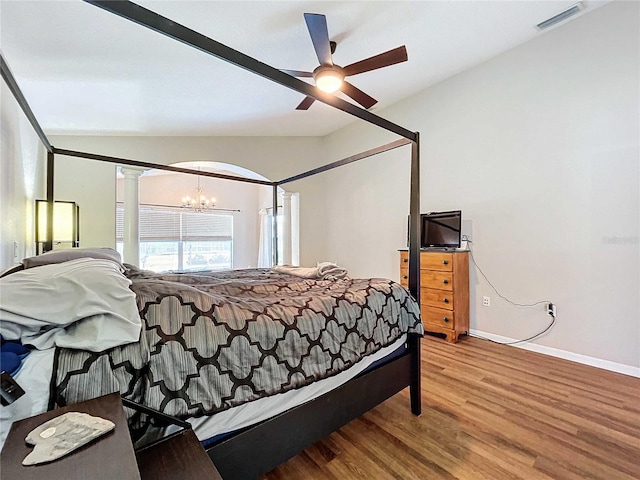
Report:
206,334,422,479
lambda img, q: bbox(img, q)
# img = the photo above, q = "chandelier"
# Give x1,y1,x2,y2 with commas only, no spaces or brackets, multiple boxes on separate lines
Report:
182,170,216,212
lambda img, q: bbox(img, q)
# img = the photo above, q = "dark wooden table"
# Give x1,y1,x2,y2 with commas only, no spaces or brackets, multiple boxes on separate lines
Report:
136,428,222,480
1,392,223,479
0,392,141,479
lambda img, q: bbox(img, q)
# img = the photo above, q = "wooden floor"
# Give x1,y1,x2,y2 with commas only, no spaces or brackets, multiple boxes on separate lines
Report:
262,335,640,480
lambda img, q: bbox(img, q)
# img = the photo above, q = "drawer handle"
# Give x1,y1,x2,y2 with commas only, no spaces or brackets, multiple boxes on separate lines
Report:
443,279,449,285
443,317,450,323
402,258,408,263
442,260,449,265
443,298,449,304
402,275,408,280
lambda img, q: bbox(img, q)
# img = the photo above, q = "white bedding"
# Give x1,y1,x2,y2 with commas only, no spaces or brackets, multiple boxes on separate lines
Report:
0,258,141,352
0,348,55,451
271,261,348,279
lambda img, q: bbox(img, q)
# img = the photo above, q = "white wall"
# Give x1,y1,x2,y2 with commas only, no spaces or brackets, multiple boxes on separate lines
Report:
318,2,639,369
0,80,46,269
313,143,412,277
54,155,116,249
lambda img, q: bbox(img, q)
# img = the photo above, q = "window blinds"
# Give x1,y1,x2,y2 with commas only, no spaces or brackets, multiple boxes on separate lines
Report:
182,211,232,241
116,205,232,242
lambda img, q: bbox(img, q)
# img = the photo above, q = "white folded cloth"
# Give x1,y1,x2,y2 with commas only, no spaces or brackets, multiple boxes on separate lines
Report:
271,265,318,279
316,262,348,279
272,262,348,280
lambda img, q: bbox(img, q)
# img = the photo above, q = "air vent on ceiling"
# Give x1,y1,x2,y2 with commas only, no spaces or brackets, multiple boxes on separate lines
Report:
536,2,585,30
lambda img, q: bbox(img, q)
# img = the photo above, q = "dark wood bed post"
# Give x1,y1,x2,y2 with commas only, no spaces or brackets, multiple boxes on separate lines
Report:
45,151,55,253
409,133,422,416
272,184,279,266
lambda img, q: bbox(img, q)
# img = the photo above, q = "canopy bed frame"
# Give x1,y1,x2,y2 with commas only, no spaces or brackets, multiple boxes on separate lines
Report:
1,1,423,478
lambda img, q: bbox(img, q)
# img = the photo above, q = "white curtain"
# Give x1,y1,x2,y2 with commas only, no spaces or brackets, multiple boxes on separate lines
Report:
257,209,272,268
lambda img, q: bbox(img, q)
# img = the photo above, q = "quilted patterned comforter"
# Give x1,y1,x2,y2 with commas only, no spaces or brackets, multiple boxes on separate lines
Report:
52,267,422,426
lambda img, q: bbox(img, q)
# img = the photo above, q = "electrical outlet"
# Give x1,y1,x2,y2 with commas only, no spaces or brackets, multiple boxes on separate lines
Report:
547,303,557,317
482,296,490,307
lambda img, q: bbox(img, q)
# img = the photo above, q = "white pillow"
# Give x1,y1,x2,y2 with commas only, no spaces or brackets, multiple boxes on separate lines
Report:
0,258,141,352
22,247,122,269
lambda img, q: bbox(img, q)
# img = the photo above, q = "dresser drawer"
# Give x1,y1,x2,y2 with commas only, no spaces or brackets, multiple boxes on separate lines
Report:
421,288,454,310
400,268,408,287
420,252,453,272
420,271,453,291
421,306,455,328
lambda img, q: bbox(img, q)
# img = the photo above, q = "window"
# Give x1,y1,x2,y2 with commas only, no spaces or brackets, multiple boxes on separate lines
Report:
116,204,233,272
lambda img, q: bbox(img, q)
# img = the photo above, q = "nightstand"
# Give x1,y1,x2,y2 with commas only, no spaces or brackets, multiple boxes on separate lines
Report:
136,428,222,480
1,392,223,479
0,392,141,479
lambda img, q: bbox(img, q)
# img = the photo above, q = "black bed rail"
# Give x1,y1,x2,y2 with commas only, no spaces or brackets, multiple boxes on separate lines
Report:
0,53,52,153
52,148,274,187
120,397,193,453
277,138,411,186
207,334,421,479
84,1,417,143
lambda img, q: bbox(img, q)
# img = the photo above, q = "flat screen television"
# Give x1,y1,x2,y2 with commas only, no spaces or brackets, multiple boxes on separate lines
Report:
421,210,462,249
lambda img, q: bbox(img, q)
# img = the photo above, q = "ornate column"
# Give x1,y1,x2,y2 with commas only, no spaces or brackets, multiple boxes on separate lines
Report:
257,208,269,268
121,167,145,266
281,191,293,265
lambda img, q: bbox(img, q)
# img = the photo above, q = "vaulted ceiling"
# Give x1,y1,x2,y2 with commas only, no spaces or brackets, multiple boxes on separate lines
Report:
0,1,610,136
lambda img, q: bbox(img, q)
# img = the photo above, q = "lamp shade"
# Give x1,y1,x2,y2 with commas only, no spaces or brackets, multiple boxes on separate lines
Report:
36,200,79,245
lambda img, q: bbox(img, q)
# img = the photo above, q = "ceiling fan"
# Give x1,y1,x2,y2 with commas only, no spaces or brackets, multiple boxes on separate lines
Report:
282,13,408,110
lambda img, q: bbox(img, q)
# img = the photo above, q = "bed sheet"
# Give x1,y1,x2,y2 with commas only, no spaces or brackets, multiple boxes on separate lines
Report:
0,349,55,451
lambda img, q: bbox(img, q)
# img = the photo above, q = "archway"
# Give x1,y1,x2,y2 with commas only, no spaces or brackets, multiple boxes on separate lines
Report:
116,161,298,271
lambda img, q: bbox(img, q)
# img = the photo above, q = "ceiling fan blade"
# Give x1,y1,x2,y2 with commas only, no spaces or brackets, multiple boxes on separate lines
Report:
340,81,377,109
281,69,313,78
296,96,316,110
304,13,333,66
342,46,408,77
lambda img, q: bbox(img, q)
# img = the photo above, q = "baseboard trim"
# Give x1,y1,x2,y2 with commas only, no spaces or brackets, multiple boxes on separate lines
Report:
469,329,640,378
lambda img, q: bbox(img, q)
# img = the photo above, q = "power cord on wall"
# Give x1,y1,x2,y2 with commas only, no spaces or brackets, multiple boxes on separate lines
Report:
464,237,556,345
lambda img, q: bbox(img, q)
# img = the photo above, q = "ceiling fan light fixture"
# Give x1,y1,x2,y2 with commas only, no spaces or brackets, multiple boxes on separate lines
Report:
289,14,407,109
314,68,344,93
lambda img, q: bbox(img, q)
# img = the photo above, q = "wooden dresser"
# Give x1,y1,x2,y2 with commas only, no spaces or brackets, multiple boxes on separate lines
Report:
400,250,469,343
